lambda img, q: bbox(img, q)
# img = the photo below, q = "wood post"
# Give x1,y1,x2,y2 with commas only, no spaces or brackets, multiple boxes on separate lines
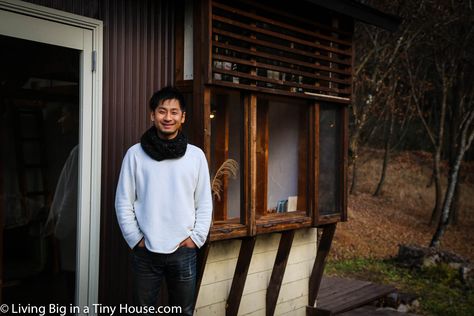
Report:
308,223,337,311
266,230,295,316
226,236,256,316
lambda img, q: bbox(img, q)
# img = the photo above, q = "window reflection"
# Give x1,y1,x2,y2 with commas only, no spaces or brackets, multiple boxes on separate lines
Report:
1,35,79,305
210,90,242,221
319,104,342,215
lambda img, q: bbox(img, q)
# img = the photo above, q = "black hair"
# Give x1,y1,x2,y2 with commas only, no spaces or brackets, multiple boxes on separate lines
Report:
149,86,186,112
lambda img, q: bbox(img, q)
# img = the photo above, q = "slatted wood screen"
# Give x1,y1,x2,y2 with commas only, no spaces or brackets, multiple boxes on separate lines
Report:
210,0,353,103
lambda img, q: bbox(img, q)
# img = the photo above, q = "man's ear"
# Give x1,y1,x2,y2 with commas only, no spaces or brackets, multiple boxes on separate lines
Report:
181,111,186,123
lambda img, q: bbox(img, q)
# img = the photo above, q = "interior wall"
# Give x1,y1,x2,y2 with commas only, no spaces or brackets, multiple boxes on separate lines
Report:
267,101,300,210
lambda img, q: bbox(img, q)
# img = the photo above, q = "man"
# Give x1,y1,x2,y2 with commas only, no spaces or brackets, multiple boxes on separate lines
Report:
115,86,212,315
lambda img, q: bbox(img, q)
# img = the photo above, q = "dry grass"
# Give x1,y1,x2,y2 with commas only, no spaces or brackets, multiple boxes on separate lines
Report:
331,148,474,262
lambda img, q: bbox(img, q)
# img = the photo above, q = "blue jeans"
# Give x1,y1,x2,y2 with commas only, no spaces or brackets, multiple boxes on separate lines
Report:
131,246,197,316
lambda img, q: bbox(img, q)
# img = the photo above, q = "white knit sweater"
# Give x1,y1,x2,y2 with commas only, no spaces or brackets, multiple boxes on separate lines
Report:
115,143,212,253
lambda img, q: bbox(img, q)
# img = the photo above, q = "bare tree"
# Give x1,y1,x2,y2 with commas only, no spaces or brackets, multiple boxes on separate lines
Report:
406,56,442,224
431,109,474,247
355,0,473,247
351,5,419,194
400,0,474,246
430,42,474,246
373,84,414,196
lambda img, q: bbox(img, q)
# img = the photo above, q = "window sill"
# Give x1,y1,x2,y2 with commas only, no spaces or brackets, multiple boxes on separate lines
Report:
314,213,344,226
256,211,312,234
210,221,247,241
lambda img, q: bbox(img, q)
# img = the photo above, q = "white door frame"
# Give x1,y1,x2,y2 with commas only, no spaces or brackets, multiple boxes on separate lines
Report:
0,0,103,313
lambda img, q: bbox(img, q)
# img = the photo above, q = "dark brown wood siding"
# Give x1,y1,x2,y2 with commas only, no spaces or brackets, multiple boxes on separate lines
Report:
23,0,176,305
99,0,175,305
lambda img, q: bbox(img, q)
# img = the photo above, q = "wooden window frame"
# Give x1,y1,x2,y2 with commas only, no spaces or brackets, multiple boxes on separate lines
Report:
254,94,314,234
181,0,351,241
313,103,349,225
208,86,249,241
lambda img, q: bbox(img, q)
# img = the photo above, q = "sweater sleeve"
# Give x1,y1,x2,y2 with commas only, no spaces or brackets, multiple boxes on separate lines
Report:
189,152,213,248
115,149,143,249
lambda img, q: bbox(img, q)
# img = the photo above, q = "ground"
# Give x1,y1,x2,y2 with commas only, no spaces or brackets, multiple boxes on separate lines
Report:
330,148,474,262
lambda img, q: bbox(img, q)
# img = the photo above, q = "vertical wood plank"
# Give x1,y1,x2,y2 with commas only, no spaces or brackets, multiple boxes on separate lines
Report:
192,0,204,150
308,103,316,221
242,93,249,226
256,99,269,215
246,94,257,236
193,0,211,159
203,87,211,160
266,230,295,316
205,0,212,84
174,0,184,83
226,236,256,316
297,105,308,212
308,223,336,307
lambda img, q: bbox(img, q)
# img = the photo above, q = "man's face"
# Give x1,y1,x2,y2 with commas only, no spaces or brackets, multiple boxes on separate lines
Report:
151,98,185,140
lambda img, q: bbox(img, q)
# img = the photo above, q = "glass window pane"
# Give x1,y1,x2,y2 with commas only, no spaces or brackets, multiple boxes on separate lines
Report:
318,104,342,215
257,98,309,215
1,35,79,305
210,90,242,221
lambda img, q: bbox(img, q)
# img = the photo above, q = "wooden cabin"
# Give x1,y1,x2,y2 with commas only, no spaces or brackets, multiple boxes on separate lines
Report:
0,0,398,315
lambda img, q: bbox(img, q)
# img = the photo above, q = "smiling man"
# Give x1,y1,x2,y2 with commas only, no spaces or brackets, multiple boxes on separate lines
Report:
115,86,212,315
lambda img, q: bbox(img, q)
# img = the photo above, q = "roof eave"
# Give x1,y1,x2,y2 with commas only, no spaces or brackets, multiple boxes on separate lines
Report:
304,0,401,32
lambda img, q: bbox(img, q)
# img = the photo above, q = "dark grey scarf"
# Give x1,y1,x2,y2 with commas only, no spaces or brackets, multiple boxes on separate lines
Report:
140,127,187,161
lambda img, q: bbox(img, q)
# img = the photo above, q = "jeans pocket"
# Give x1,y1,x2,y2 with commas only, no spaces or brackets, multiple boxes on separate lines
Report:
180,246,197,251
133,246,148,258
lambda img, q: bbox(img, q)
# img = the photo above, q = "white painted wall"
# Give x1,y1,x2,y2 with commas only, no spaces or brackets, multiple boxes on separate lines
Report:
195,228,317,315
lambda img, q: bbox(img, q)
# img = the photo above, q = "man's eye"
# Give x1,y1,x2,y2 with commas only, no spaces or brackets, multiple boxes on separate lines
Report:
172,112,178,115
158,110,166,114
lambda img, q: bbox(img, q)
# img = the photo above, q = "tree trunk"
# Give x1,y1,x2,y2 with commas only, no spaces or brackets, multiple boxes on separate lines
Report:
447,99,461,225
431,109,473,247
350,149,358,194
430,149,464,247
350,138,359,195
429,83,448,225
448,180,460,224
429,150,443,225
374,112,394,196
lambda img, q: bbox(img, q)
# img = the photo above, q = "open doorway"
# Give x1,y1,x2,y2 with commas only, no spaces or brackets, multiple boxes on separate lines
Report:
0,3,102,309
0,34,80,306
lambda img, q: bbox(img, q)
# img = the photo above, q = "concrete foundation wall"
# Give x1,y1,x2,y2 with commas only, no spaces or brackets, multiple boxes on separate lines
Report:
195,228,317,315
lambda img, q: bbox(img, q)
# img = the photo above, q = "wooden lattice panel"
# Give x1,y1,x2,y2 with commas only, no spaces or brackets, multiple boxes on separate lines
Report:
210,0,353,103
